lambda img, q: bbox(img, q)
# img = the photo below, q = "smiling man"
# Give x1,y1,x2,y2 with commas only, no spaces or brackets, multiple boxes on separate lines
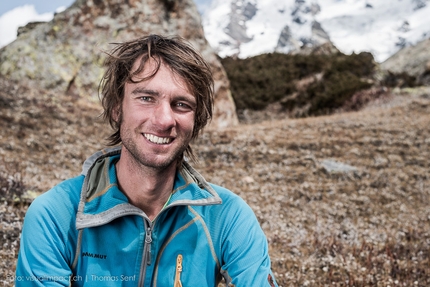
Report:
116,57,198,218
16,34,278,287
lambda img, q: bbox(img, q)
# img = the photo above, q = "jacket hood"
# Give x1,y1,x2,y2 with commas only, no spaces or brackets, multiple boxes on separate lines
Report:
76,146,222,229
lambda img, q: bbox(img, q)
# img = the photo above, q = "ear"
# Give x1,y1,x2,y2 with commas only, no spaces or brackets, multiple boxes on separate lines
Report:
112,103,121,124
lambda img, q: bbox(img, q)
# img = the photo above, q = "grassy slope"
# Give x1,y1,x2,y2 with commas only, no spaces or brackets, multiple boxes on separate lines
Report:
1,75,429,286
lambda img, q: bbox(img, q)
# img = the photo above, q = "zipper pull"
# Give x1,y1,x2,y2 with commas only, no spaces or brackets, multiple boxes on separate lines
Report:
145,226,152,265
174,254,183,287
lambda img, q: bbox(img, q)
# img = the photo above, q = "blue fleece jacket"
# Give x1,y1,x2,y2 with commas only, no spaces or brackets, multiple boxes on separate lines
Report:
16,147,278,286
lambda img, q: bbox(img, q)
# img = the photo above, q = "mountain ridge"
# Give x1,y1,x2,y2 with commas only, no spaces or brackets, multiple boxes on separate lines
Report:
202,0,430,62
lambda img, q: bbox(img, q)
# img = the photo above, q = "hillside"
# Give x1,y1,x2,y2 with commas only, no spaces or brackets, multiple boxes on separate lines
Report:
1,75,429,285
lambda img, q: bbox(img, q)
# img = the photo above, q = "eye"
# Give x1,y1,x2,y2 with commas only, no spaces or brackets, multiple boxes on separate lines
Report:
139,96,153,102
174,102,194,112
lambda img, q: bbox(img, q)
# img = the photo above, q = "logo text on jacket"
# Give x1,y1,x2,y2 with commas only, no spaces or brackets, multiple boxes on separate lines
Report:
82,252,107,259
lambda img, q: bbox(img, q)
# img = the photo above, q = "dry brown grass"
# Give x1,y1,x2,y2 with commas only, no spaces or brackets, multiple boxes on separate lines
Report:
199,87,430,286
1,76,429,286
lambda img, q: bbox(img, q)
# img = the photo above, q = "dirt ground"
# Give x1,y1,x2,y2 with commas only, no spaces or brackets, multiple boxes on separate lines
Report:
1,77,429,286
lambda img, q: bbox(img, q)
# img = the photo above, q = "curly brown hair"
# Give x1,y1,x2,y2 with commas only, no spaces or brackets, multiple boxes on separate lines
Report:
99,34,214,162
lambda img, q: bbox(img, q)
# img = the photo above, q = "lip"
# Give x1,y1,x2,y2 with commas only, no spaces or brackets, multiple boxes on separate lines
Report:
143,133,174,145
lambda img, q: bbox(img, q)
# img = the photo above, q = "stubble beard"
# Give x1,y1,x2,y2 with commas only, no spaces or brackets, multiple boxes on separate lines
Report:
121,129,190,171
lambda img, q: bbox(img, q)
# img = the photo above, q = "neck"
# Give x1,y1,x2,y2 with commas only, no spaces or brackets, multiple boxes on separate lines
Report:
115,149,178,221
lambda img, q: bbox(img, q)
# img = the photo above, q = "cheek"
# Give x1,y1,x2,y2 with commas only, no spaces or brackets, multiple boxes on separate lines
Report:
116,101,142,124
185,117,196,137
175,114,194,134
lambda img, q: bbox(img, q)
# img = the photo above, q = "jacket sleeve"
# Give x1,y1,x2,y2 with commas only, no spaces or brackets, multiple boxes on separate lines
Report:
15,183,79,286
219,194,278,287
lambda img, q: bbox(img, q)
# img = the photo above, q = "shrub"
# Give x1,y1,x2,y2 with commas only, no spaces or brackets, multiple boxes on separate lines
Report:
304,52,375,116
382,71,417,88
221,53,327,110
221,51,376,117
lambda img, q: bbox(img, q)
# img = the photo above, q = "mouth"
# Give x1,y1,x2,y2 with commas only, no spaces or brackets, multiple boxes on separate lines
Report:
143,133,173,145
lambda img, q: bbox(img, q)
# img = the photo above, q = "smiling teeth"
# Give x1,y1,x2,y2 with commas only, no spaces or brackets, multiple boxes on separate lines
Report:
144,134,172,144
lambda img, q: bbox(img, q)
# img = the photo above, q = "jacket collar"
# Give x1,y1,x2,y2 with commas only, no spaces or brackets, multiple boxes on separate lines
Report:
76,146,222,229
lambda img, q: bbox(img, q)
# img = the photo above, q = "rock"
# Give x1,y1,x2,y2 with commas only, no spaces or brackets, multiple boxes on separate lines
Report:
380,38,430,86
242,176,255,183
16,21,45,37
0,0,238,129
276,20,333,55
321,159,357,173
275,25,301,53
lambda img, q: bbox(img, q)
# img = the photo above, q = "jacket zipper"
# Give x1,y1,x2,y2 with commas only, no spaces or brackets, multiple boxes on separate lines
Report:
174,254,183,287
138,221,153,286
145,226,153,265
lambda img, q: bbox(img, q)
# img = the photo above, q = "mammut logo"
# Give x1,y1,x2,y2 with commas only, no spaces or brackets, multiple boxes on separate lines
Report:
82,252,107,259
268,274,275,287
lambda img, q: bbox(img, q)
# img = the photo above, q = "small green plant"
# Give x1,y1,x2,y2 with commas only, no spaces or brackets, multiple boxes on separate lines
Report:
382,71,417,88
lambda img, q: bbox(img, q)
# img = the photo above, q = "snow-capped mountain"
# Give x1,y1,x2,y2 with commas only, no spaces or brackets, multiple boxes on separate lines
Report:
202,0,430,62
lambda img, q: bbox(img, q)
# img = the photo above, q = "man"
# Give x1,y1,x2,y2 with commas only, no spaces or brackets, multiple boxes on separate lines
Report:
16,34,278,286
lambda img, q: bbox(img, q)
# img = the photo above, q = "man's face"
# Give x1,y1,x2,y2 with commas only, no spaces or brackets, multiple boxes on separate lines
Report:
118,58,196,170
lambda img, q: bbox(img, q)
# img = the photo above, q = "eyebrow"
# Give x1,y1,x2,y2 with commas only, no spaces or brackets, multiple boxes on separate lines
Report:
131,87,159,96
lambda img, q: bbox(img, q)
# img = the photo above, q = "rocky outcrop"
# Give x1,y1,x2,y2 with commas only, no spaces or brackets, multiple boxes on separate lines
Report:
276,20,332,55
381,38,430,86
225,0,257,44
0,0,238,128
275,25,301,53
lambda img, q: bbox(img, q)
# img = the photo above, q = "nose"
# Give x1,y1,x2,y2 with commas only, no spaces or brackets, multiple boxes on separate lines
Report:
152,101,175,129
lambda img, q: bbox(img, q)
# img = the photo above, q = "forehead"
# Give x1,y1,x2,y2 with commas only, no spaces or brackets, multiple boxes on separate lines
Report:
131,56,159,77
129,57,193,95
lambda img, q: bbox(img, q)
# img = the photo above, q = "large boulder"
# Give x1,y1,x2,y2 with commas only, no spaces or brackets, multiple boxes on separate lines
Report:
0,0,238,128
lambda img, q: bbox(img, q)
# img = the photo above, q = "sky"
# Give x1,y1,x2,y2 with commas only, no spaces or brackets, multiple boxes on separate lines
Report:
0,0,74,47
0,0,74,15
0,0,211,48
